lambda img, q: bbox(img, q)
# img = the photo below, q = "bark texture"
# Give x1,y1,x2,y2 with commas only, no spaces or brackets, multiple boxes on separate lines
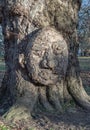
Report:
0,0,90,122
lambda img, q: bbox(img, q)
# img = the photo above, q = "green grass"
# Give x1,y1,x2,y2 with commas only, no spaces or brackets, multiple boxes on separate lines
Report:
0,62,5,71
0,55,5,71
78,57,90,71
84,86,90,95
0,125,10,130
78,57,90,95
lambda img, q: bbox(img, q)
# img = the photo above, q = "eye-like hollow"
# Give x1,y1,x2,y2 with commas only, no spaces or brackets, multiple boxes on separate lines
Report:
52,40,66,55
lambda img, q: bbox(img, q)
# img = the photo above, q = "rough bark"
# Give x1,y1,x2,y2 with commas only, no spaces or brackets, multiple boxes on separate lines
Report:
0,0,90,122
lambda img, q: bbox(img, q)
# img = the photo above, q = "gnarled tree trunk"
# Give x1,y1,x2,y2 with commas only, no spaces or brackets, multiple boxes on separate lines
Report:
0,0,90,122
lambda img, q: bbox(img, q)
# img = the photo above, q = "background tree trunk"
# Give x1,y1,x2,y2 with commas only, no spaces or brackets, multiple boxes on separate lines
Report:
0,0,90,122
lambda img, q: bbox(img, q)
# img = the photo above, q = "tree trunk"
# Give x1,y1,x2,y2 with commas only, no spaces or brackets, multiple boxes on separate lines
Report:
0,0,90,122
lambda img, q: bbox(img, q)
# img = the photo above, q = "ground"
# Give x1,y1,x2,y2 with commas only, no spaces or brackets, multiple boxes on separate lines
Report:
0,57,90,130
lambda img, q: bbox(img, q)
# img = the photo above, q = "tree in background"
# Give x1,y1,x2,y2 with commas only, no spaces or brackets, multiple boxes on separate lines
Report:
78,0,90,56
0,26,4,58
0,0,90,122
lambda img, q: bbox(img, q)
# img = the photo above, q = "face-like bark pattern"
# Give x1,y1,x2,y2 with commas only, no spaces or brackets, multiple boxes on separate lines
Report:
26,27,68,86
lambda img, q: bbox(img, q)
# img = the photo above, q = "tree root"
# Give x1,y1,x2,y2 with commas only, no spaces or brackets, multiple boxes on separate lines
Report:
68,77,90,111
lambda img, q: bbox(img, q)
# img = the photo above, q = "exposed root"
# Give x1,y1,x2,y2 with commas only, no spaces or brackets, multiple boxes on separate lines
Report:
68,77,90,111
3,104,32,123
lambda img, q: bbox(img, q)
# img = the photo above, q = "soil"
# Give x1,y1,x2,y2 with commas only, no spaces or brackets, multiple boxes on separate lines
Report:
0,71,90,130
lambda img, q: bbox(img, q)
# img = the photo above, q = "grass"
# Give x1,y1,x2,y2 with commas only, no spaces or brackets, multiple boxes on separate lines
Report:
0,62,5,71
78,56,90,71
84,86,90,95
0,56,5,71
0,125,10,130
78,57,90,95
